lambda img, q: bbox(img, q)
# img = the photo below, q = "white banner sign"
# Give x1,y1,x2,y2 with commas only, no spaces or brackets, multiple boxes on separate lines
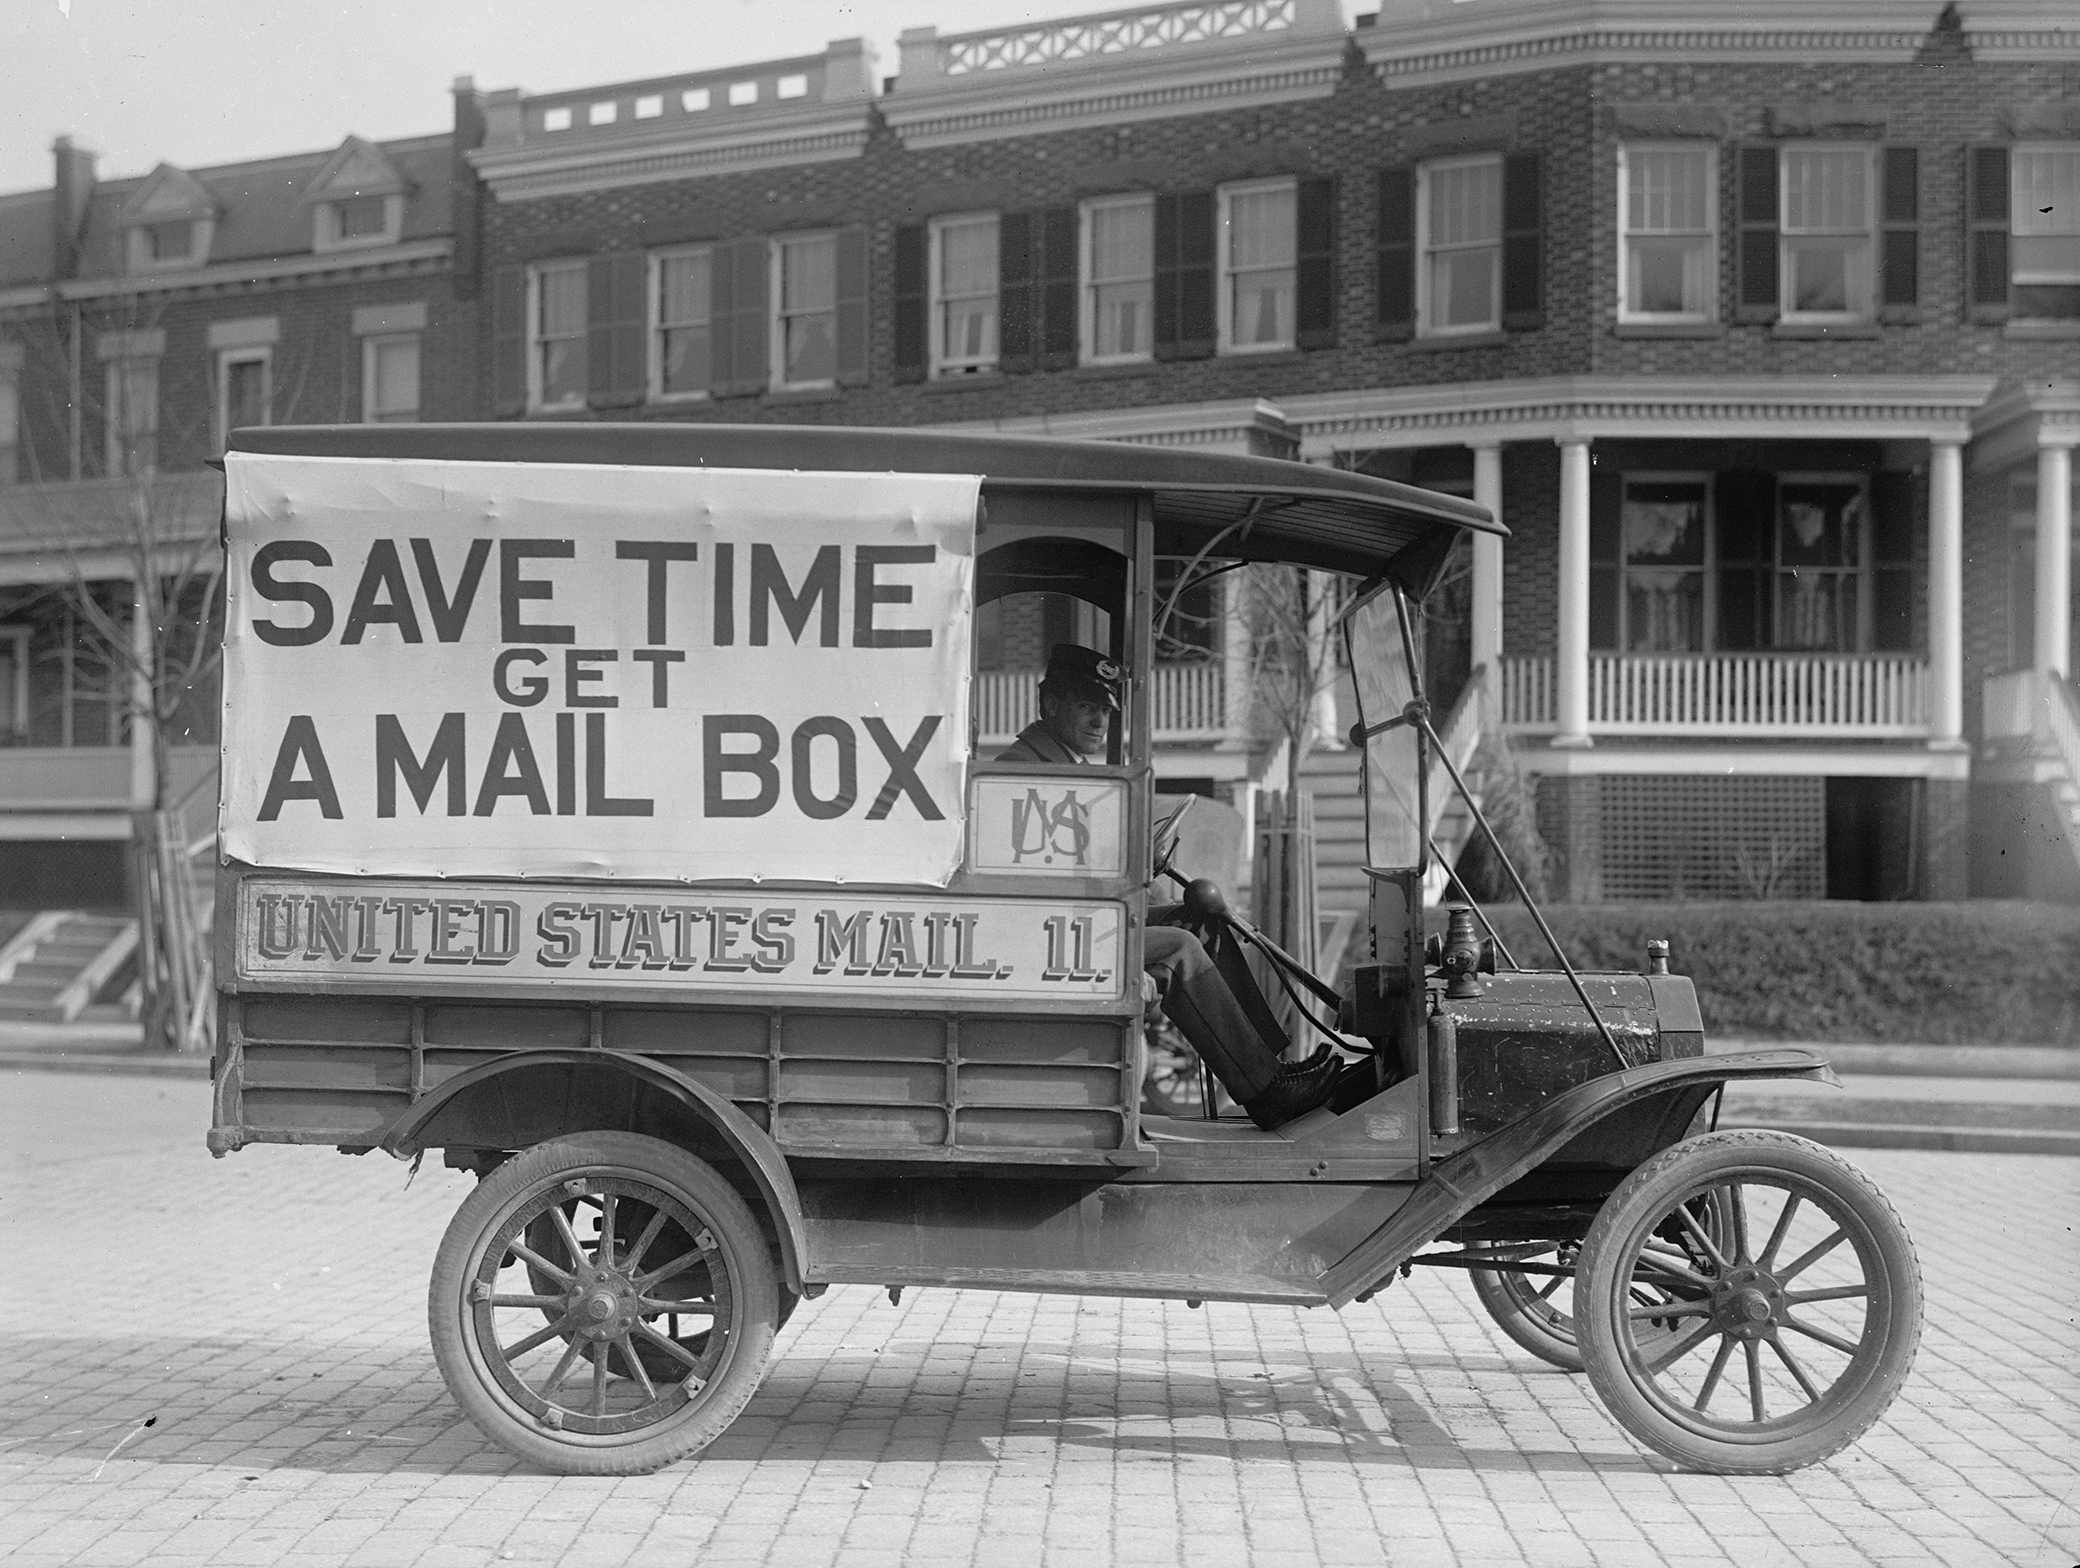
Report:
222,455,979,885
236,879,1126,1003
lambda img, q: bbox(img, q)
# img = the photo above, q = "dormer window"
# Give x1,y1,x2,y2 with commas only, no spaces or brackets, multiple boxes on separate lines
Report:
305,136,410,255
119,163,216,274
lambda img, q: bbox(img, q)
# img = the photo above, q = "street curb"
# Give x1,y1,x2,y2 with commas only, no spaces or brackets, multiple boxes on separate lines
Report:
1717,1116,2080,1157
1710,1039,2080,1080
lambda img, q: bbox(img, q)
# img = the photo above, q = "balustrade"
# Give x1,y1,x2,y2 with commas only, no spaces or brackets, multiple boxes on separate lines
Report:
976,662,1231,745
1498,653,1930,738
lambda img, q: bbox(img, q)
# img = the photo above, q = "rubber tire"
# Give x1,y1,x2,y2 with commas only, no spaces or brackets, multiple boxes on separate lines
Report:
1469,1246,1585,1372
1575,1129,1922,1475
429,1131,780,1475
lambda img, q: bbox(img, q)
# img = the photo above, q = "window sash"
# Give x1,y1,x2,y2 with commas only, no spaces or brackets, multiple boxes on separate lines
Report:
220,352,270,442
1219,180,1297,353
336,196,388,240
778,234,839,387
1084,196,1154,363
365,335,420,423
655,248,714,398
532,261,588,407
1621,145,1716,320
930,215,998,375
1419,157,1502,335
2013,146,2080,284
105,359,158,477
1779,148,1874,319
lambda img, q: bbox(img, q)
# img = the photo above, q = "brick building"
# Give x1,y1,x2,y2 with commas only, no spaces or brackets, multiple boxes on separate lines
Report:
0,125,468,902
2,0,2076,919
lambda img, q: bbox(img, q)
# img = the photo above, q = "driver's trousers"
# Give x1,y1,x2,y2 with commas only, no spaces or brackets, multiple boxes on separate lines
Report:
1143,910,1290,1103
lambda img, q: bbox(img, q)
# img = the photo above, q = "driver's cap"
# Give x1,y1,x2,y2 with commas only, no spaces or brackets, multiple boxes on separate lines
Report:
1039,643,1124,711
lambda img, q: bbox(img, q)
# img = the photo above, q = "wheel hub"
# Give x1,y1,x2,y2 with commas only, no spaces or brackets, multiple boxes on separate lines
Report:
570,1273,638,1338
1710,1264,1785,1340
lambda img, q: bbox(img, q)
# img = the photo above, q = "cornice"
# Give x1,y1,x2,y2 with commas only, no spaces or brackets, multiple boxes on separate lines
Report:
0,238,451,312
470,110,874,200
1360,27,1927,86
1969,380,2080,470
1283,375,2002,454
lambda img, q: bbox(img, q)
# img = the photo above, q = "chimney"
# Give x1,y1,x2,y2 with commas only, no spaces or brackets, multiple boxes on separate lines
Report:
52,134,96,279
450,75,487,302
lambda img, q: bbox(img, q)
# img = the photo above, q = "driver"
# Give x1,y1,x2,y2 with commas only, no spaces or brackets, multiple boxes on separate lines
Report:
995,644,1343,1129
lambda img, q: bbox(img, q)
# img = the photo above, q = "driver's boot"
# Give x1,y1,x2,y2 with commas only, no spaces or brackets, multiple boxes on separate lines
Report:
1244,1051,1342,1130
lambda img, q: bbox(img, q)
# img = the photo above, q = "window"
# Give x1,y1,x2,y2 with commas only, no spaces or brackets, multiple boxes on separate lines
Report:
217,348,270,447
773,233,839,388
1082,195,1154,363
1780,147,1873,321
529,260,588,409
1418,155,1502,336
2013,145,2080,311
362,334,420,423
0,346,18,486
930,214,998,377
336,196,387,241
0,625,26,743
1620,144,1716,321
1219,179,1296,353
1592,471,1903,653
104,358,157,477
146,221,194,263
653,246,713,399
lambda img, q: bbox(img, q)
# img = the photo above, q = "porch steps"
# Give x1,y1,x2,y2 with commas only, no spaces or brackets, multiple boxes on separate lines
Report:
0,911,138,1023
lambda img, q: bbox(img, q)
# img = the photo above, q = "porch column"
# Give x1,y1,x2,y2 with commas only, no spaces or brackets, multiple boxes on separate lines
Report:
1554,438,1592,748
2035,441,2074,678
1219,566,1250,747
1470,443,1504,675
1928,437,1966,749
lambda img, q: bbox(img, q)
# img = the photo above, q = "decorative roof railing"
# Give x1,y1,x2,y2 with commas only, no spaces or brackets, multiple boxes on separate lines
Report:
898,0,1339,86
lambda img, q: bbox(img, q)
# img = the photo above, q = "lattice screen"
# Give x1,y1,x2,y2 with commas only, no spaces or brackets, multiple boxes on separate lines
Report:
1598,775,1825,900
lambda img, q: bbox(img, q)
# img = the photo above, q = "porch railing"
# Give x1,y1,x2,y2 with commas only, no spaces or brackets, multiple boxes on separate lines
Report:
976,661,1231,746
1499,653,1930,738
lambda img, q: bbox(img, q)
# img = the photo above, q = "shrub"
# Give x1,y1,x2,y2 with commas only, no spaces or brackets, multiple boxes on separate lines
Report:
1472,901,2080,1045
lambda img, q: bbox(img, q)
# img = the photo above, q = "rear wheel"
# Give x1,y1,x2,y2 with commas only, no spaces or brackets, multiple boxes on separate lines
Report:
1469,1243,1585,1371
1575,1130,1921,1475
429,1131,780,1475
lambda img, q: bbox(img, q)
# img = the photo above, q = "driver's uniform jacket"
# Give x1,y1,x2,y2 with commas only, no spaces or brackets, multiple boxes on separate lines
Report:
994,722,1084,766
991,725,1287,1102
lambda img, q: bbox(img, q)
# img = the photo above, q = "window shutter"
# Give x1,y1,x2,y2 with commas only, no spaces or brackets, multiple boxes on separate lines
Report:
1501,153,1544,332
893,224,927,384
1736,146,1780,323
1039,206,1079,371
716,236,768,397
1375,166,1414,341
1155,190,1215,360
1966,144,2011,322
998,211,1037,374
1588,468,1624,652
491,264,526,416
1879,147,1920,313
587,251,647,407
834,226,868,387
1715,470,1777,652
1294,176,1337,350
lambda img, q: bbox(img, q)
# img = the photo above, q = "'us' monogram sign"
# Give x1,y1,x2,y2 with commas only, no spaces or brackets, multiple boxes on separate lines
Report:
968,775,1127,877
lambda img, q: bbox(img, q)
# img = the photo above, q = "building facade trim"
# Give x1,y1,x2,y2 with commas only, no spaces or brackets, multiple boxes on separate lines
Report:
0,238,453,312
470,118,874,200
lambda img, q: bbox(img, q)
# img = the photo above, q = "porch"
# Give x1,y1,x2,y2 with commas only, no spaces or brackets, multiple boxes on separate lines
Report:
976,661,1240,750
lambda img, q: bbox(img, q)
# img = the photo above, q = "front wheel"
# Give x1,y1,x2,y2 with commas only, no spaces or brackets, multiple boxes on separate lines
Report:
1575,1130,1922,1475
429,1131,780,1474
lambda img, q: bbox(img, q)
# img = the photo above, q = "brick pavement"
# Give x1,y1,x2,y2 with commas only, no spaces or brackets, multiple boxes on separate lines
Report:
1,1073,2074,1568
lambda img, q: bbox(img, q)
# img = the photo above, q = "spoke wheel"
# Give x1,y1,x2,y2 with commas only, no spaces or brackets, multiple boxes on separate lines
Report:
1469,1243,1585,1371
1576,1130,1922,1475
429,1132,780,1474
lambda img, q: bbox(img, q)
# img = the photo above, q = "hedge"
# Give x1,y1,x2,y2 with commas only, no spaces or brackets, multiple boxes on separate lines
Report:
1458,901,2080,1046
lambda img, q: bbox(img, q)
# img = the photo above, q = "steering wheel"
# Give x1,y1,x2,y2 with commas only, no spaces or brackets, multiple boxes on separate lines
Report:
1152,793,1197,884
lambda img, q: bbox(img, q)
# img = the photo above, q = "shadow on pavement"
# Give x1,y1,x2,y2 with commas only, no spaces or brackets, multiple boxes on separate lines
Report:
12,1331,1645,1479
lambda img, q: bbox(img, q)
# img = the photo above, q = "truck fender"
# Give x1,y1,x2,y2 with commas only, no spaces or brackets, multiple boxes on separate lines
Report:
377,1047,808,1295
1320,1048,1836,1308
